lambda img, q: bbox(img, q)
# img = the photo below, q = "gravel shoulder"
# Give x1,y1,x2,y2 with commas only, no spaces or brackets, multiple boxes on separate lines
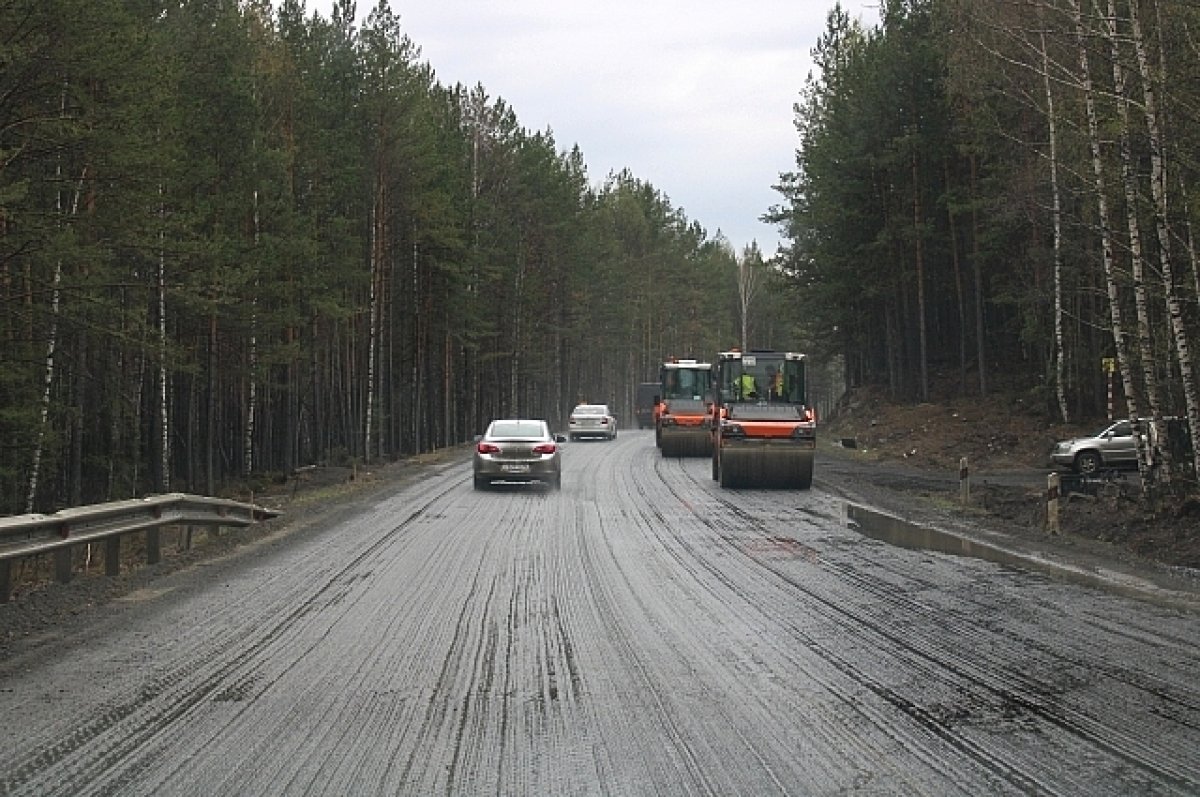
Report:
0,449,466,662
815,443,1200,610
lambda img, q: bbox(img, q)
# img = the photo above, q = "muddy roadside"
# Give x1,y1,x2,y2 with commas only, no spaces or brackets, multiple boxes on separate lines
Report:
817,388,1200,575
814,428,1200,609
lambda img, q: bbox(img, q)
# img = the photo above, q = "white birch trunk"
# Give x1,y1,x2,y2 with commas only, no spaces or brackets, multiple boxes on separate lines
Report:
365,188,381,465
1101,0,1167,480
26,257,63,514
1129,0,1200,482
1041,29,1070,424
1148,0,1200,482
134,350,146,490
412,239,423,452
1148,0,1200,313
26,162,88,512
737,247,759,350
28,91,68,512
245,189,259,476
159,184,170,492
1068,0,1144,480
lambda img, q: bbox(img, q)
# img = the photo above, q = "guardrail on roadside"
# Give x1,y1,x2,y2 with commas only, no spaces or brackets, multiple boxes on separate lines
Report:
0,493,281,602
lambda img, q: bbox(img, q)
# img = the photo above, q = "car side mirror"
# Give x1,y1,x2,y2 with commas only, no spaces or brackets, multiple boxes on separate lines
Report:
473,434,482,442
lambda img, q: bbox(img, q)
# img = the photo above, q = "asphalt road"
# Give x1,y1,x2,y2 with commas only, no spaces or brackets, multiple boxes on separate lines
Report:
1,430,1198,795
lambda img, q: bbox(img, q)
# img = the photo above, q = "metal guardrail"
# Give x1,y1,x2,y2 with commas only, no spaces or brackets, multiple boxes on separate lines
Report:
0,493,281,602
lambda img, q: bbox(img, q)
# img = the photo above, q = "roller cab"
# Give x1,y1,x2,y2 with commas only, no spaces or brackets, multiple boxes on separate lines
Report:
656,358,714,457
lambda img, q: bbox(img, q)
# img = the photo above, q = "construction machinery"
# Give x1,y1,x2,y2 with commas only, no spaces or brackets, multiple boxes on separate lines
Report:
656,358,713,457
709,349,815,488
635,382,659,429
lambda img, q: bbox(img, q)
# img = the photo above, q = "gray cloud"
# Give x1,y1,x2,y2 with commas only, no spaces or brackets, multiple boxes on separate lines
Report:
315,0,879,255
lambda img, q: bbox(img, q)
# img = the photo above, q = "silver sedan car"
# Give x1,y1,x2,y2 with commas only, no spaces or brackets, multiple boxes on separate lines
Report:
473,419,564,490
568,403,617,441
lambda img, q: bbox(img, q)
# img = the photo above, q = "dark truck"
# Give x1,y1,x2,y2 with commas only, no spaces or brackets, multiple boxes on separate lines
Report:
635,382,659,429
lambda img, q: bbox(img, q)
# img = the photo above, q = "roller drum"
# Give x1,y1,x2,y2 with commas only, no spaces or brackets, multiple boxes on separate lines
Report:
660,427,712,458
717,445,813,489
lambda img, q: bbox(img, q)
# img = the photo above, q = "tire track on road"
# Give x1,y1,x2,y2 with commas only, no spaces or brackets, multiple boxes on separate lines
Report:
649,449,1199,794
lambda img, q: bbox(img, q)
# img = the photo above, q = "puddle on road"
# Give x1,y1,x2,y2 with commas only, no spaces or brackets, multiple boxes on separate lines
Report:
843,503,1026,569
843,502,1200,610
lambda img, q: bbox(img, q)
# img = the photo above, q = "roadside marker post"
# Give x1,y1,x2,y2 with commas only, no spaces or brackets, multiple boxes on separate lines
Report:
959,457,970,506
1046,472,1060,534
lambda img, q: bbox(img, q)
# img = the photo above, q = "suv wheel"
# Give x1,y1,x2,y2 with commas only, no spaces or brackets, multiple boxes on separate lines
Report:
1075,450,1102,475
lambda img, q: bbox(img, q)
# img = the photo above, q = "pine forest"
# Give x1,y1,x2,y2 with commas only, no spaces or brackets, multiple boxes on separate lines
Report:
2,0,1199,514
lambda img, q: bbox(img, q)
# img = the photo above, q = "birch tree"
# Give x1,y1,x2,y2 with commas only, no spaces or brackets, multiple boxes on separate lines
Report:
1039,26,1069,424
158,200,170,492
1067,0,1151,490
25,66,87,513
1101,0,1167,479
26,205,65,513
1128,0,1200,481
737,242,763,349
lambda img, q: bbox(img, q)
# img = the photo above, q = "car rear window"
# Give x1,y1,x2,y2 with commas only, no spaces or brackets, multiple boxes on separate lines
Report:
573,405,606,415
490,421,545,438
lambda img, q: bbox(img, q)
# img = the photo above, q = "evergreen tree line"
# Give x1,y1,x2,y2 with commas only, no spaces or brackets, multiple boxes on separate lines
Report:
771,0,1200,483
3,0,807,514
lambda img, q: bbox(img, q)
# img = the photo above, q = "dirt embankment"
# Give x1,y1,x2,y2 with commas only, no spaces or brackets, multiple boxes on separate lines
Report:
819,387,1200,571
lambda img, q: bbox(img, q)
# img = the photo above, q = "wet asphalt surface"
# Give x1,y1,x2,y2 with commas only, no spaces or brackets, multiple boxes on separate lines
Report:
0,431,1198,795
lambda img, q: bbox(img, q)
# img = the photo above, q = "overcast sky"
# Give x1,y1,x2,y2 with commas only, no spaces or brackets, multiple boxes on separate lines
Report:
309,1,881,256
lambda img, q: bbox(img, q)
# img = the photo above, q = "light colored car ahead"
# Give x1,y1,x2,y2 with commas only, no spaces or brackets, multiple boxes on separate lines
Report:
1051,420,1138,474
474,419,564,490
568,403,617,441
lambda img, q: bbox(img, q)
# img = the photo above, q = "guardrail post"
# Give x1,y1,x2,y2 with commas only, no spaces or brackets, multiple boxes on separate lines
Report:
55,548,73,584
1,561,11,603
146,528,161,565
105,536,121,577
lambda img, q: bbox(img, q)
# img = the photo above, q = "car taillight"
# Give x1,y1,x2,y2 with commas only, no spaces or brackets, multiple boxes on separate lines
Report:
477,442,501,454
600,418,609,424
532,443,557,455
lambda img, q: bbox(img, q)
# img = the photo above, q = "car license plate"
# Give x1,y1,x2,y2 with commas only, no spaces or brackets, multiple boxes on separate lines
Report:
501,463,530,473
